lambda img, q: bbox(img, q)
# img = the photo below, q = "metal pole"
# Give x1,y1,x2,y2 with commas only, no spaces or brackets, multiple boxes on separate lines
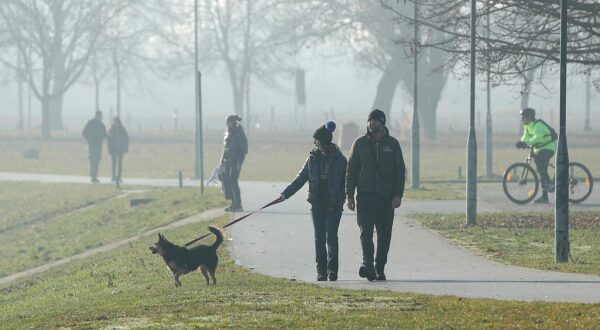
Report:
555,0,570,263
485,2,493,177
411,0,420,189
197,71,205,194
194,0,204,193
584,74,591,131
466,0,478,226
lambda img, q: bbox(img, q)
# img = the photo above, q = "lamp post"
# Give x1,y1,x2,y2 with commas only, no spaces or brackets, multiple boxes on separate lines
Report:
485,1,493,177
466,0,477,226
411,0,420,189
194,0,204,194
555,0,570,262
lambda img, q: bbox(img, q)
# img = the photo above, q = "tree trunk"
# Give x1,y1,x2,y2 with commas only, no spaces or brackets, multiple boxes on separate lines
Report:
49,95,64,130
42,96,51,139
416,65,447,140
371,69,402,118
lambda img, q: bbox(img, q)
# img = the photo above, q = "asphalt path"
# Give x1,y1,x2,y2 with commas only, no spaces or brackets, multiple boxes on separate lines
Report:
230,181,600,303
2,171,600,303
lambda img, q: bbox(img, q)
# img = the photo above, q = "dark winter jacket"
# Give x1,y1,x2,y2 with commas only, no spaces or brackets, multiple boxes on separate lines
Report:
221,125,248,165
346,128,406,200
107,125,129,155
282,145,347,211
82,119,107,146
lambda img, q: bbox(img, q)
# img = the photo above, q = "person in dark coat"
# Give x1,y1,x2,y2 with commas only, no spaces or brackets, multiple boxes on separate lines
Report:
346,109,406,281
82,111,107,183
276,121,347,281
106,117,129,184
220,115,248,212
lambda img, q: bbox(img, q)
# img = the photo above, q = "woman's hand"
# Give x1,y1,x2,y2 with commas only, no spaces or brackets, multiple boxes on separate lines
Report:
275,194,286,203
391,196,402,209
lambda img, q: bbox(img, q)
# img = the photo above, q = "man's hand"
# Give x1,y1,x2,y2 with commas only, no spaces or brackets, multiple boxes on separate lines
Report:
347,198,355,211
391,196,402,209
275,194,286,203
515,141,528,149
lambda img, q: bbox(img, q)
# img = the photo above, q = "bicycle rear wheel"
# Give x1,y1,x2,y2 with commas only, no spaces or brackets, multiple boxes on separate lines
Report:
568,162,594,204
503,163,539,204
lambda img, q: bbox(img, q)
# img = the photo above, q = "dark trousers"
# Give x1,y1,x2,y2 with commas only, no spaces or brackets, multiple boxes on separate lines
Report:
310,208,342,275
223,162,242,207
356,193,394,269
88,144,102,180
110,153,124,181
534,149,555,193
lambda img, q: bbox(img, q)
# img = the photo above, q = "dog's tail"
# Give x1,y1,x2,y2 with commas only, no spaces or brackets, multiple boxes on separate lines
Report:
209,226,224,249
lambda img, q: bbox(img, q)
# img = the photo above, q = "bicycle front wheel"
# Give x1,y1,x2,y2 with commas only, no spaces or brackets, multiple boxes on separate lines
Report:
568,162,594,204
503,163,539,204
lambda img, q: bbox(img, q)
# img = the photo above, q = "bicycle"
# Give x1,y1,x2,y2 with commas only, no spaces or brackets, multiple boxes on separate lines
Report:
502,147,594,204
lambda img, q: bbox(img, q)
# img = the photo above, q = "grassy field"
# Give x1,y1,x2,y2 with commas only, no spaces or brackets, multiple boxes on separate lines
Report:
416,211,600,276
0,183,225,277
2,131,599,182
1,216,600,328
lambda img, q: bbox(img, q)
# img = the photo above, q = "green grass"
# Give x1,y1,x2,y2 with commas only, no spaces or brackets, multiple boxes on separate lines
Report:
3,133,599,182
416,211,600,276
404,184,464,200
0,183,225,277
1,216,600,328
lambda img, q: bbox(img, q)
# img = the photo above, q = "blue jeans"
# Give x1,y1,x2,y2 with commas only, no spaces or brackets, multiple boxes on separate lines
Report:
310,208,342,276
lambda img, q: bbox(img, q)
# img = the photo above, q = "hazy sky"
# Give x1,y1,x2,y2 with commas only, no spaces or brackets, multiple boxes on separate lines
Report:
0,56,595,132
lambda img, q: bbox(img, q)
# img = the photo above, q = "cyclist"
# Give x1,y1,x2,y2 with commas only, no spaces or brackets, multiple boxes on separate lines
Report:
515,107,557,204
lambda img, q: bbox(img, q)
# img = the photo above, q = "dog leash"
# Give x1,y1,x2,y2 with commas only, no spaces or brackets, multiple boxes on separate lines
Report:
183,198,283,247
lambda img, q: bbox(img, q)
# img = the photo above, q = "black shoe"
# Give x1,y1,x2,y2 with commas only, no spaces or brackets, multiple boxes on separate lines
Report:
317,274,327,281
534,196,549,204
375,264,386,281
328,272,338,281
229,206,243,212
359,264,376,281
224,206,232,211
91,178,100,183
376,272,386,281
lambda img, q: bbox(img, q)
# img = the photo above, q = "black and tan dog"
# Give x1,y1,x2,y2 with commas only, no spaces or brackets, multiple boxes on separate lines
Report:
149,226,223,287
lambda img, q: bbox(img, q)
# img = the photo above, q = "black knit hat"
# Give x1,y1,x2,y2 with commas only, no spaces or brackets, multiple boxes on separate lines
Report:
226,114,242,123
368,109,386,125
313,121,336,144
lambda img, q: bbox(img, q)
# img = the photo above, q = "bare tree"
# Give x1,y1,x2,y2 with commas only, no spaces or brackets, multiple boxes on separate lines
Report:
380,0,600,85
0,0,122,138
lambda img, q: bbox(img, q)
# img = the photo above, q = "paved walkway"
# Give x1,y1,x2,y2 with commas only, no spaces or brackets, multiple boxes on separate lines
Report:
2,172,600,303
230,181,600,303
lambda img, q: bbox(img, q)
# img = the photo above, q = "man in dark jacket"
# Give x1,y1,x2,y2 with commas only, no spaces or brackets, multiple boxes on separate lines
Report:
220,115,248,212
82,111,107,183
346,109,406,281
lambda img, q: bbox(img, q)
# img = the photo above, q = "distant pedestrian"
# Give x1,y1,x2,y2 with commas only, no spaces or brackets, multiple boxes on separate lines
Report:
276,121,347,281
346,109,406,281
220,115,248,212
107,117,129,184
82,111,107,183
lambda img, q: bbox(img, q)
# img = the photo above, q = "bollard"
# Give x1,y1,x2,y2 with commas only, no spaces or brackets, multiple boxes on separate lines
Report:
178,171,183,188
458,166,463,179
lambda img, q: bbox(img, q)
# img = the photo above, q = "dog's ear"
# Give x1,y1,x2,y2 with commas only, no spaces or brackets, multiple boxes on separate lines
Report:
158,233,163,240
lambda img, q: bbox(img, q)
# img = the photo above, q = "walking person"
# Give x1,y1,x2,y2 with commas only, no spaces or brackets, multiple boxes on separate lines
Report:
515,107,557,204
346,109,406,281
82,111,107,183
107,117,129,184
275,121,347,281
220,115,248,212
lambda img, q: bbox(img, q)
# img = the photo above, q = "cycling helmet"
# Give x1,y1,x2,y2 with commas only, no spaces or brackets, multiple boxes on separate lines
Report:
520,107,536,118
